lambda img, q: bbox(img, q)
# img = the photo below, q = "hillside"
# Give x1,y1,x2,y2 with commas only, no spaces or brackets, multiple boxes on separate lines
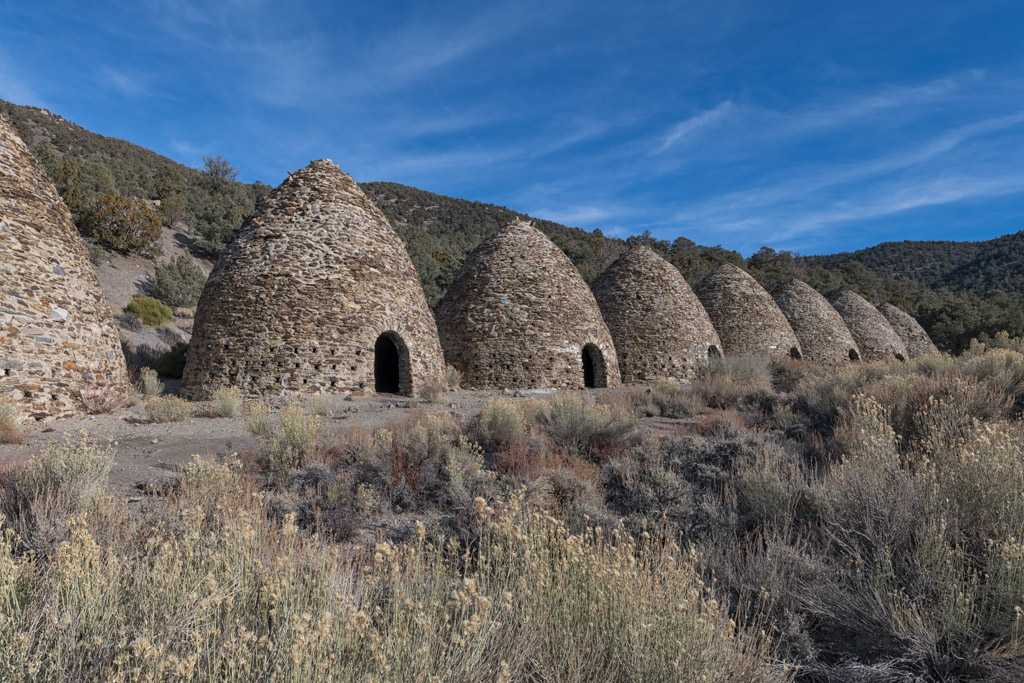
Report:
803,232,1024,295
3,98,1023,353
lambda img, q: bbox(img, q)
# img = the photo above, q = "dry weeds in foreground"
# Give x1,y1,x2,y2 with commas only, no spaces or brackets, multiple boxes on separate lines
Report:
0,444,786,682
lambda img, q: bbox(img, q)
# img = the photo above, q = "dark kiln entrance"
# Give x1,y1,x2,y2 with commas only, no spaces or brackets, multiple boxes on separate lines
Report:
374,332,410,395
582,343,608,388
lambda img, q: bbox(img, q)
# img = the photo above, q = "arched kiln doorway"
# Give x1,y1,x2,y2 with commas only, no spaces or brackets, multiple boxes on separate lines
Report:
582,343,608,388
374,332,411,395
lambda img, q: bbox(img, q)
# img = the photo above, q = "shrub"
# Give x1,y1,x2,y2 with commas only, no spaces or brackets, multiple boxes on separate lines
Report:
266,402,322,473
0,474,784,682
149,255,206,307
603,444,693,533
419,377,447,403
138,367,163,396
531,395,637,461
635,380,705,418
205,386,242,418
0,399,23,444
124,295,172,327
79,388,125,415
246,401,272,437
473,399,528,453
5,434,113,515
307,394,333,418
144,396,192,423
696,355,773,409
83,192,162,256
446,364,462,389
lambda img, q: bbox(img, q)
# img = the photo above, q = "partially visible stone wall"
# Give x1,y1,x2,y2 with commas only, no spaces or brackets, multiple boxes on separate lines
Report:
831,290,908,362
776,279,860,365
0,115,129,420
880,303,938,358
183,160,445,399
695,264,802,360
593,245,721,382
437,219,620,390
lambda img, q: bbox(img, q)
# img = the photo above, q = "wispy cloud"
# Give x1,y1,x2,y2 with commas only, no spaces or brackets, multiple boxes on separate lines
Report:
142,0,546,108
674,111,1024,225
772,172,1024,244
98,66,149,96
654,100,735,153
776,73,978,135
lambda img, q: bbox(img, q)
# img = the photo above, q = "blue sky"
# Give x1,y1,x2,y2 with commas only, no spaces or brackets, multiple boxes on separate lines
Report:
1,1,1022,255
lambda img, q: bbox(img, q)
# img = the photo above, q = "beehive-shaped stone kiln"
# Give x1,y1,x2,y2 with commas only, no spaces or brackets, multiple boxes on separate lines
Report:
592,244,721,382
437,219,620,389
694,264,802,359
879,303,938,358
183,159,445,399
831,290,907,362
775,279,861,365
0,115,129,420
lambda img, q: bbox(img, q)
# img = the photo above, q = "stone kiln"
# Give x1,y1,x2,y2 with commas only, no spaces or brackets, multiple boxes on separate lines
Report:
831,290,908,362
592,244,721,382
0,115,129,419
775,279,861,365
694,264,802,360
879,303,938,358
437,219,620,390
182,160,445,399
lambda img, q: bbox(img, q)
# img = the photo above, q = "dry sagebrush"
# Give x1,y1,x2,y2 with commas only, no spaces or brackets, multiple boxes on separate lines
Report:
0,442,786,682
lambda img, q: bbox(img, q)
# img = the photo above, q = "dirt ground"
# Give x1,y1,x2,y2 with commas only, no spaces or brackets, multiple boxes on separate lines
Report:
1,388,652,497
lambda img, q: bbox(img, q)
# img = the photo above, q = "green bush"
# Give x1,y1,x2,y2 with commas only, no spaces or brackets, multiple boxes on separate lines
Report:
150,255,206,307
124,296,173,327
83,193,162,256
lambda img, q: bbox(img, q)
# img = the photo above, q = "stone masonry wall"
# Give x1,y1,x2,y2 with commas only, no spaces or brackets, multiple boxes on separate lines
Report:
775,279,861,365
694,264,802,360
880,303,938,358
437,219,620,390
592,245,721,382
182,160,445,399
0,115,129,420
831,290,908,362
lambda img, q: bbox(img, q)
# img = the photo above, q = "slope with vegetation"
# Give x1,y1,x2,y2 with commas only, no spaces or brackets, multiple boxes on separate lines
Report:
3,98,1023,353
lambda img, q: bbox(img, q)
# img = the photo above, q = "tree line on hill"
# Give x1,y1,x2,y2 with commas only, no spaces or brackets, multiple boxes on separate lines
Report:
3,99,1022,354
